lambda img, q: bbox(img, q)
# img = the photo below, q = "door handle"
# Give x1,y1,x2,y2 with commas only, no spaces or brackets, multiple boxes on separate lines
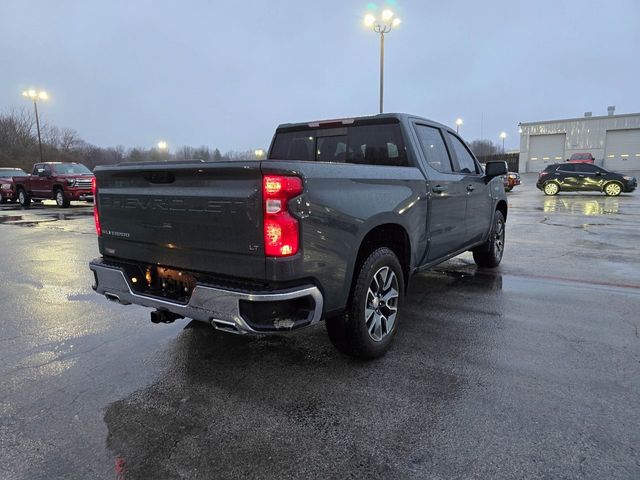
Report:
466,184,475,192
432,185,448,193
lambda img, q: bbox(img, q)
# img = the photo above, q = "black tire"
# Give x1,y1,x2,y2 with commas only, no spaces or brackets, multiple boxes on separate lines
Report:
55,188,71,208
472,210,505,268
17,189,31,208
603,182,622,197
325,247,404,359
0,197,6,204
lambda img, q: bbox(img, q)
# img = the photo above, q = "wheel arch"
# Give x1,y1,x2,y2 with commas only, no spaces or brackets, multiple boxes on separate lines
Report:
349,223,412,298
496,199,508,222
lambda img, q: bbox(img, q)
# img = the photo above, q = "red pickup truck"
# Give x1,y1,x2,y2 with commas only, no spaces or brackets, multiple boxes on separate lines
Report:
0,168,27,203
14,162,94,208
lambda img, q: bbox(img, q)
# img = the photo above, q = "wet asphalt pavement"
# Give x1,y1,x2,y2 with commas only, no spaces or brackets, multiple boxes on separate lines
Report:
1,175,639,479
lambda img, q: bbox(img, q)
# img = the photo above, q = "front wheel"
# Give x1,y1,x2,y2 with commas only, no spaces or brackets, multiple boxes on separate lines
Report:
473,210,506,268
326,247,404,359
55,189,71,208
18,189,31,208
544,182,559,196
604,182,622,197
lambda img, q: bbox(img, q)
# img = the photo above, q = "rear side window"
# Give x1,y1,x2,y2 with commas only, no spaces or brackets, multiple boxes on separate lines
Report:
270,123,408,167
414,125,453,173
577,164,598,172
447,133,479,174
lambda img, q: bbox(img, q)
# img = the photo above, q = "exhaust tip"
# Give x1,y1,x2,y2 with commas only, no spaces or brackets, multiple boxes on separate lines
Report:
105,292,121,303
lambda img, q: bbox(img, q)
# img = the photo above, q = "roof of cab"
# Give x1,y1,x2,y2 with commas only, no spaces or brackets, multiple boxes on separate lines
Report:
276,113,454,134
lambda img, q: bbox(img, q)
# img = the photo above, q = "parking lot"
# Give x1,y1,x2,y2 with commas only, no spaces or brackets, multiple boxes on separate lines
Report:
1,174,639,479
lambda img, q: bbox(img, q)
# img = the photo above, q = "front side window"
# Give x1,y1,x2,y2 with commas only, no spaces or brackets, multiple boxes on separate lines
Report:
414,125,453,173
447,133,479,174
270,123,408,167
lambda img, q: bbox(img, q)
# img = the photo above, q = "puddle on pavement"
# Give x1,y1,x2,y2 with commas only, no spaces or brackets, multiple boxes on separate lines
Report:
0,211,92,226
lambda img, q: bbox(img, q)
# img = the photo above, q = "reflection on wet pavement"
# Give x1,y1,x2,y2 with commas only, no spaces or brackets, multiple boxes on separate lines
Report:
542,196,620,215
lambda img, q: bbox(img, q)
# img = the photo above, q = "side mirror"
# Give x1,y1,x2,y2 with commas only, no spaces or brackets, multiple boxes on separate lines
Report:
485,161,508,178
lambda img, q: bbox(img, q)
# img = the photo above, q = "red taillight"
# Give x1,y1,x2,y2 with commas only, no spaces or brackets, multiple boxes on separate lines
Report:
263,175,303,257
92,177,101,236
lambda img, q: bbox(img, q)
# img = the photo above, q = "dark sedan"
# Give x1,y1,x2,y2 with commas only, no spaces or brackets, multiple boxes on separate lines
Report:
536,163,637,196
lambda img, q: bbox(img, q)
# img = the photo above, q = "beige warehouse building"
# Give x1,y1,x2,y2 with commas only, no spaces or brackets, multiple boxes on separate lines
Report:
518,107,640,173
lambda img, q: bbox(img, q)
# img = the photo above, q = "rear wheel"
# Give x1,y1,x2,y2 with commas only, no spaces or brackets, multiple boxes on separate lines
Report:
55,189,70,208
326,247,404,359
0,197,6,204
604,182,622,197
18,189,31,208
473,210,505,268
544,182,559,196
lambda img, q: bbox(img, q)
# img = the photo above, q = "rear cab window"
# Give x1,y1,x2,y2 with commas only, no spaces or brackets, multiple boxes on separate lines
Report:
269,120,409,167
414,124,454,173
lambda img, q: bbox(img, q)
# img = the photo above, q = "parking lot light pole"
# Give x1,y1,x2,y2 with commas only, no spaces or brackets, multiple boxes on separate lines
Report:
500,132,507,154
22,89,48,163
364,10,401,114
456,118,463,134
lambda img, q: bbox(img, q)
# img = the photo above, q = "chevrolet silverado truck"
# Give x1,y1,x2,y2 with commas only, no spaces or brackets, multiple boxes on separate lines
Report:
90,114,508,358
14,162,94,208
0,167,27,203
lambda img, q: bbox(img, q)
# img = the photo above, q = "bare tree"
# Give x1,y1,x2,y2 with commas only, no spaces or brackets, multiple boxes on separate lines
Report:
468,139,500,157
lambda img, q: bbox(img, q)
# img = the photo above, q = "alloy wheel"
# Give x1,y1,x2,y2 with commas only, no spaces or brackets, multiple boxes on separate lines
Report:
605,183,621,196
494,218,505,261
56,191,64,206
365,266,399,342
544,183,558,195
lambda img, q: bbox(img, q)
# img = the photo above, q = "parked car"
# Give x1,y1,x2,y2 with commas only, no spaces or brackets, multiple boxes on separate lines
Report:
89,113,508,358
537,163,636,196
504,172,521,192
567,153,595,164
0,167,27,203
14,162,94,208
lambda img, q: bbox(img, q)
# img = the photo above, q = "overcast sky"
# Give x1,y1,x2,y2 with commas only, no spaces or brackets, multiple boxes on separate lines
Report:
1,0,638,151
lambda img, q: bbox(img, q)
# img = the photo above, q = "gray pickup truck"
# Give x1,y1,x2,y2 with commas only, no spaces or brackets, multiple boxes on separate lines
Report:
90,113,508,358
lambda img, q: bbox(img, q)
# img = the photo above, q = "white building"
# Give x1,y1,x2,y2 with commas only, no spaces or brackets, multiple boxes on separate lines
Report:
518,108,640,173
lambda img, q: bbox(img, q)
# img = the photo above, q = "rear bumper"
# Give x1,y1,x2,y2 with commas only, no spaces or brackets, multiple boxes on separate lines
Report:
89,258,324,334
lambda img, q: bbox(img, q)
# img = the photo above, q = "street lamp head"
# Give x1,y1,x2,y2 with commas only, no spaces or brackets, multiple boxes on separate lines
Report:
22,89,48,100
392,17,402,27
456,118,464,127
157,141,168,150
499,132,507,139
381,9,394,21
364,13,376,27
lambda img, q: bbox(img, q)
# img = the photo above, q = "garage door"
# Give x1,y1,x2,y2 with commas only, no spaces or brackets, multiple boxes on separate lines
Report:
604,129,640,171
527,134,566,172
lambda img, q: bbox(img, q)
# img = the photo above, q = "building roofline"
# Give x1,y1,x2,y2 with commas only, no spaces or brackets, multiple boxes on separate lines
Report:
519,112,640,126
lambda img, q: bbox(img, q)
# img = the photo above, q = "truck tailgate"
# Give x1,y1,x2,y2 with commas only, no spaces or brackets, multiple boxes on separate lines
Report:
95,161,265,280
